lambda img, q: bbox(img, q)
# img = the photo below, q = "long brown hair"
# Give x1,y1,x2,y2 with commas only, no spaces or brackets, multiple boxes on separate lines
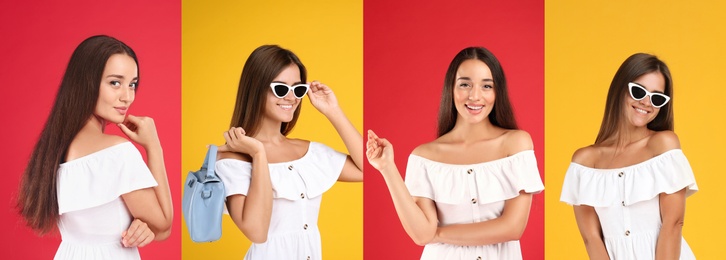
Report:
17,35,138,234
594,53,673,144
230,45,307,136
437,47,518,137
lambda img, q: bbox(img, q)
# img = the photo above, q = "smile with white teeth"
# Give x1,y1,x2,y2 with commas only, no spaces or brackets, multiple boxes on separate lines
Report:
279,104,293,110
634,106,649,114
465,104,483,110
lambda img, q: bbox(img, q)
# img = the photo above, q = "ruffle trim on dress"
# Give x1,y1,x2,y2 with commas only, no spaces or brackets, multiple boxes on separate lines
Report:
57,142,157,215
407,150,544,205
560,149,698,207
216,142,346,201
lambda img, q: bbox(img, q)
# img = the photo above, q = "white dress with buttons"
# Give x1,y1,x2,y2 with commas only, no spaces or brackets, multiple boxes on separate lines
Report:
560,149,698,259
54,142,158,260
216,142,346,260
405,150,544,260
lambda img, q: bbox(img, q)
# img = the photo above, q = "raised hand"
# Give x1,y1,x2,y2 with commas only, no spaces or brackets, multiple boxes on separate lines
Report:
307,81,340,116
121,218,155,248
218,127,264,157
117,115,161,149
366,130,395,171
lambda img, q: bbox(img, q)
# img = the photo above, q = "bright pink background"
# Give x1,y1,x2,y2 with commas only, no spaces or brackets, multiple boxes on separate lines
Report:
363,0,545,259
0,1,181,259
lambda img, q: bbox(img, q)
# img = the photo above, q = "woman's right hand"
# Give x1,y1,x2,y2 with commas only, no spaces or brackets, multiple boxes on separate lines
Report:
218,127,264,157
366,130,394,171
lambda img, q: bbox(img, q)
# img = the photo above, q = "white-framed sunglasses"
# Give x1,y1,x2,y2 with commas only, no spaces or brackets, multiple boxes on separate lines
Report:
628,82,670,108
269,82,309,99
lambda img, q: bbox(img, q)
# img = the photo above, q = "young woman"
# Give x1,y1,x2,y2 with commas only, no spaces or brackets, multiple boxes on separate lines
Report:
366,47,544,259
560,53,697,259
215,45,363,259
17,35,173,259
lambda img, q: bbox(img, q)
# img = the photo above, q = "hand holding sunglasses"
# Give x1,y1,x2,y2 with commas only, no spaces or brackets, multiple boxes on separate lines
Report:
270,82,310,99
628,82,670,108
307,81,341,116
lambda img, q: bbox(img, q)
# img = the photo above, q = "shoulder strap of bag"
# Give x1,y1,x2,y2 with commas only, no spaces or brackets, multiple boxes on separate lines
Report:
202,145,218,180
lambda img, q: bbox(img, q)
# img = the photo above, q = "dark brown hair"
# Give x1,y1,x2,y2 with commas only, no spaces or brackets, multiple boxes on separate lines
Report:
230,45,307,136
437,47,518,136
17,35,138,234
594,53,673,144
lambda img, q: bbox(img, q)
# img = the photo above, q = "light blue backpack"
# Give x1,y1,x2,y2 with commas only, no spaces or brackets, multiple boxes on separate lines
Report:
182,146,225,242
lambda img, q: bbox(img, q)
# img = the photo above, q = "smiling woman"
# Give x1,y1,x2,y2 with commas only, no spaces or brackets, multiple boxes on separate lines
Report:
560,53,697,259
366,47,544,260
211,45,363,260
16,35,174,260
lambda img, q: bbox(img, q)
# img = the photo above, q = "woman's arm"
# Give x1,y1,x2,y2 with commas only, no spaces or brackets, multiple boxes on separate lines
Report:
219,127,273,243
573,205,610,260
118,115,173,240
367,130,438,245
431,192,532,246
308,81,363,182
650,131,685,259
431,130,538,245
655,188,686,260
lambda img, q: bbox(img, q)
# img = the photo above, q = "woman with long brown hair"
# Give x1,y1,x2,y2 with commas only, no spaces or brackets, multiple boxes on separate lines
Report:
366,47,544,259
560,53,697,259
17,35,173,259
214,45,363,259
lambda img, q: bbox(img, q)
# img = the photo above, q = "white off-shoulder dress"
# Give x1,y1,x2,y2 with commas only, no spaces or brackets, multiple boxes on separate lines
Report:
55,142,158,260
405,150,544,260
216,142,346,260
560,149,698,259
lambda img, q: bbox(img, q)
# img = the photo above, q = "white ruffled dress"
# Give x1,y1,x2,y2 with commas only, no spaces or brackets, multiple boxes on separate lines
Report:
54,142,158,260
560,149,698,259
405,150,544,260
216,142,346,260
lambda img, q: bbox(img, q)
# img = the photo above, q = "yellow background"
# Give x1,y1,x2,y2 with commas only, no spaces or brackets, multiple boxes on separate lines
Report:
546,0,726,258
181,1,362,259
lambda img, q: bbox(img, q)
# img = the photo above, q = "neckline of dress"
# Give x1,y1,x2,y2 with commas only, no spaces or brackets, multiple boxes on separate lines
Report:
409,149,534,167
217,141,314,165
570,148,682,171
60,142,132,166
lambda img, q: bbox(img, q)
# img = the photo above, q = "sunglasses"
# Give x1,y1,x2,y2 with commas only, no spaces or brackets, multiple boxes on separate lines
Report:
269,82,309,99
628,82,670,108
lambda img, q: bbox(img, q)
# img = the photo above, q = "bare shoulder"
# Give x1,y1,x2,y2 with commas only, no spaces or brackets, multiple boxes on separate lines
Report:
66,134,129,161
411,141,439,158
571,145,599,166
502,129,534,154
99,134,129,148
648,130,681,153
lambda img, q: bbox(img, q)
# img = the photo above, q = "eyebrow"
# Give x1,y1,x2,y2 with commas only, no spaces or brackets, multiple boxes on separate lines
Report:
457,77,493,82
106,74,139,81
271,80,304,85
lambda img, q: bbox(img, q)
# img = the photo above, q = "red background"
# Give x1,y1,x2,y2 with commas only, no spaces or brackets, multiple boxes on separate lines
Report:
0,1,181,259
363,0,545,259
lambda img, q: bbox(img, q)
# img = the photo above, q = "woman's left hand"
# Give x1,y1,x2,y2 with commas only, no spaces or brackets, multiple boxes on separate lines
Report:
307,81,339,116
118,115,161,150
121,218,156,248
